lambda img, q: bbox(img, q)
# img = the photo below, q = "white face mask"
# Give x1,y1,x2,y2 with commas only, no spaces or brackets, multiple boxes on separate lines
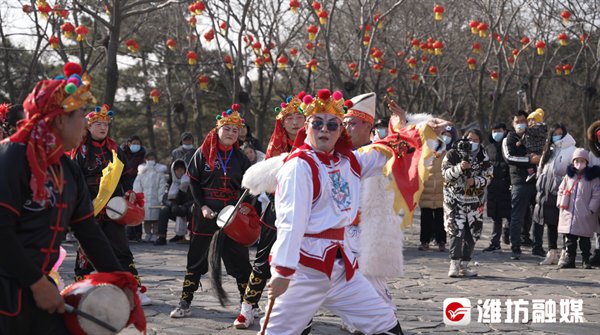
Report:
441,135,452,144
182,144,194,150
146,160,156,166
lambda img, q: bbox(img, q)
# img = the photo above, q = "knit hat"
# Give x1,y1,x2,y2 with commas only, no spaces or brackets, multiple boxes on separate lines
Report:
572,148,589,163
345,92,376,124
527,108,544,123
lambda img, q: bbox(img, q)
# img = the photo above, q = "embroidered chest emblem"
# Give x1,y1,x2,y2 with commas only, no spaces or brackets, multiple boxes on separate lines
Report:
329,171,351,210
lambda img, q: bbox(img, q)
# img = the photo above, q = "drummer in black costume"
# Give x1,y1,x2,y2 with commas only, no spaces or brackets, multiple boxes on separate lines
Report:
233,92,306,329
0,63,128,334
170,104,253,318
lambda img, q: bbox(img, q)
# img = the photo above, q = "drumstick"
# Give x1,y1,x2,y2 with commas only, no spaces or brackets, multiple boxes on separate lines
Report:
260,298,276,335
64,303,118,333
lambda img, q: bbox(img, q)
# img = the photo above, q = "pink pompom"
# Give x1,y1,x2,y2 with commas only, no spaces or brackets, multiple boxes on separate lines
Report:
317,89,331,101
332,91,343,100
231,103,240,111
241,118,246,123
221,111,228,117
67,77,79,86
297,91,306,100
280,102,287,108
63,62,82,77
303,95,314,104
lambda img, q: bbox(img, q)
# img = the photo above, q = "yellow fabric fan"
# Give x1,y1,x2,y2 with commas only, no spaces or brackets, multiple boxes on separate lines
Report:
92,150,124,216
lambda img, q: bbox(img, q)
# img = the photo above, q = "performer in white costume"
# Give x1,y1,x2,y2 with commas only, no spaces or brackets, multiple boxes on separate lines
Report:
260,89,448,335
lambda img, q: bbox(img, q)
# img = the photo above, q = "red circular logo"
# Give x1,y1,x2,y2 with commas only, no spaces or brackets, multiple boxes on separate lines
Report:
445,302,466,322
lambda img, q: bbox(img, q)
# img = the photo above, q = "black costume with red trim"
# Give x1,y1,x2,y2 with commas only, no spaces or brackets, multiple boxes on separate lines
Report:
180,143,253,304
71,135,139,283
0,142,122,334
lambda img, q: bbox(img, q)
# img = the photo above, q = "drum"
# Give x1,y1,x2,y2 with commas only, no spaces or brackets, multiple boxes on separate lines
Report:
105,197,144,226
217,203,261,246
62,279,132,335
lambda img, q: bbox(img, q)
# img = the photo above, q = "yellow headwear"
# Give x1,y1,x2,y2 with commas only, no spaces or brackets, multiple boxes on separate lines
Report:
298,89,350,119
86,104,113,124
216,104,245,128
275,92,306,120
59,62,95,113
528,108,544,123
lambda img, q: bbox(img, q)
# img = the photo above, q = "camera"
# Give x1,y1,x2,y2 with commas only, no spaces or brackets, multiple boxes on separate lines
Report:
454,138,472,177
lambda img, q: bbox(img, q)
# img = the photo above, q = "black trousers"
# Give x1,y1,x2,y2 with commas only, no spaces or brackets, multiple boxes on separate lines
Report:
181,213,251,304
157,204,190,236
420,207,446,244
0,288,69,335
243,200,278,306
75,217,139,284
564,234,591,259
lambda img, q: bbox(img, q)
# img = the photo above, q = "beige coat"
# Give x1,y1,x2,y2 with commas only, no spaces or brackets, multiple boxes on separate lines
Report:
419,151,446,209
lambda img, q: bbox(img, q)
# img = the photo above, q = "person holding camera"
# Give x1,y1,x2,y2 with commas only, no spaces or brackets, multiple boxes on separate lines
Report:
442,129,493,277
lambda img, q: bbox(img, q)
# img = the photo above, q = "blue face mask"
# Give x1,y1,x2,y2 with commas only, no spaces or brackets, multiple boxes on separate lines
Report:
552,135,563,143
441,135,452,144
515,123,527,134
130,144,141,153
492,132,504,142
471,142,479,151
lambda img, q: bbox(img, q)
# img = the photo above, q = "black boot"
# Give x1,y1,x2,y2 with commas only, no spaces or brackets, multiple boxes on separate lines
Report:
558,254,576,269
502,228,510,245
582,255,592,269
589,249,600,266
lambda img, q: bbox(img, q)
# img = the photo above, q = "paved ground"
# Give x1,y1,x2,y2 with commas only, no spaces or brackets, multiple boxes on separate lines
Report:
60,214,599,334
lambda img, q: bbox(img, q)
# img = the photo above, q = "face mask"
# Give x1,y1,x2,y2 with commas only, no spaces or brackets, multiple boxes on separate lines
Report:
492,132,504,142
552,135,562,143
471,142,479,151
129,144,141,153
182,144,194,150
441,135,452,144
515,123,527,134
146,160,155,166
574,161,587,170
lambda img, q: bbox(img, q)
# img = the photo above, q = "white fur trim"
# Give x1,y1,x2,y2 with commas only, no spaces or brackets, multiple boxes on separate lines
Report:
406,113,433,127
241,153,287,195
358,174,404,277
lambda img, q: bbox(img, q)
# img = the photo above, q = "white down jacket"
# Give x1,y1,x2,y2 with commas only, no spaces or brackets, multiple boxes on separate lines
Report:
133,162,168,220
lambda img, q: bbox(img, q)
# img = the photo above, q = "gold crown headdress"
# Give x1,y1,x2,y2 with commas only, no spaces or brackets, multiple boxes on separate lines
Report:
216,104,245,128
56,62,95,113
86,104,114,124
298,89,353,119
275,92,306,120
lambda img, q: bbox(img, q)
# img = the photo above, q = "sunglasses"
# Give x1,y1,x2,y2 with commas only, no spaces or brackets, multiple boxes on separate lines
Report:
310,120,341,131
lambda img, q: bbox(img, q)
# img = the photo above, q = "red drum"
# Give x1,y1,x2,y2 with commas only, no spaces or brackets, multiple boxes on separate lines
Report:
105,197,144,226
217,203,262,247
62,279,132,335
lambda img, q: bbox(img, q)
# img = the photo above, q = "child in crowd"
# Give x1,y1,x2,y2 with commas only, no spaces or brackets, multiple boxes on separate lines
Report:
133,152,168,242
556,148,600,269
524,108,548,182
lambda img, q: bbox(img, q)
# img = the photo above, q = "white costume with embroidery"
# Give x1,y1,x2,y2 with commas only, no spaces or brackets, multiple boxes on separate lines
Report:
263,143,398,335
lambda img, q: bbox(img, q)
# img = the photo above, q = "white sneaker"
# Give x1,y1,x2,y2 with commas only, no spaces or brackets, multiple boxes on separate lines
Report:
233,302,258,329
150,234,158,242
448,259,460,277
138,291,152,306
557,249,567,264
459,261,478,277
540,249,559,265
170,301,192,318
142,234,153,242
341,321,363,334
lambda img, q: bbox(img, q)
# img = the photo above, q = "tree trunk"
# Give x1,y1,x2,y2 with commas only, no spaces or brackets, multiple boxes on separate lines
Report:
103,3,122,107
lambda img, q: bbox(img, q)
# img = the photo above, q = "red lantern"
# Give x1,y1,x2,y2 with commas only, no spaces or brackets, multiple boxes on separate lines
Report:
263,48,272,63
433,4,444,21
289,0,300,14
204,29,215,42
469,20,479,34
219,21,228,35
407,57,417,69
166,38,177,50
187,51,198,65
507,56,515,65
277,55,289,69
244,35,254,45
290,48,299,57
53,5,69,19
363,34,371,46
432,40,444,56
555,65,563,76
472,42,481,54
61,22,75,39
306,58,318,72
255,56,264,68
305,41,314,53
188,1,205,15
388,68,398,77
411,74,420,83
348,62,357,71
374,13,384,29
397,51,405,57
223,55,233,70
307,25,319,41
372,63,382,72
428,66,438,75
37,1,52,19
535,41,546,55
558,33,568,46
421,55,428,63
386,87,396,96
466,57,476,70
198,75,209,90
411,38,420,50
318,11,329,25
150,89,160,104
490,71,498,81
511,49,519,56
371,48,384,63
49,36,60,49
125,39,138,53
560,10,571,25
562,63,572,75
580,34,589,45
75,25,88,42
520,36,530,48
22,4,33,14
188,16,197,26
477,22,488,37
312,2,321,12
252,41,262,54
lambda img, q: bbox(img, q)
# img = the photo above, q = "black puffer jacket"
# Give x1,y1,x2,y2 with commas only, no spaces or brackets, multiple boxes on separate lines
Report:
486,135,511,218
502,131,535,185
